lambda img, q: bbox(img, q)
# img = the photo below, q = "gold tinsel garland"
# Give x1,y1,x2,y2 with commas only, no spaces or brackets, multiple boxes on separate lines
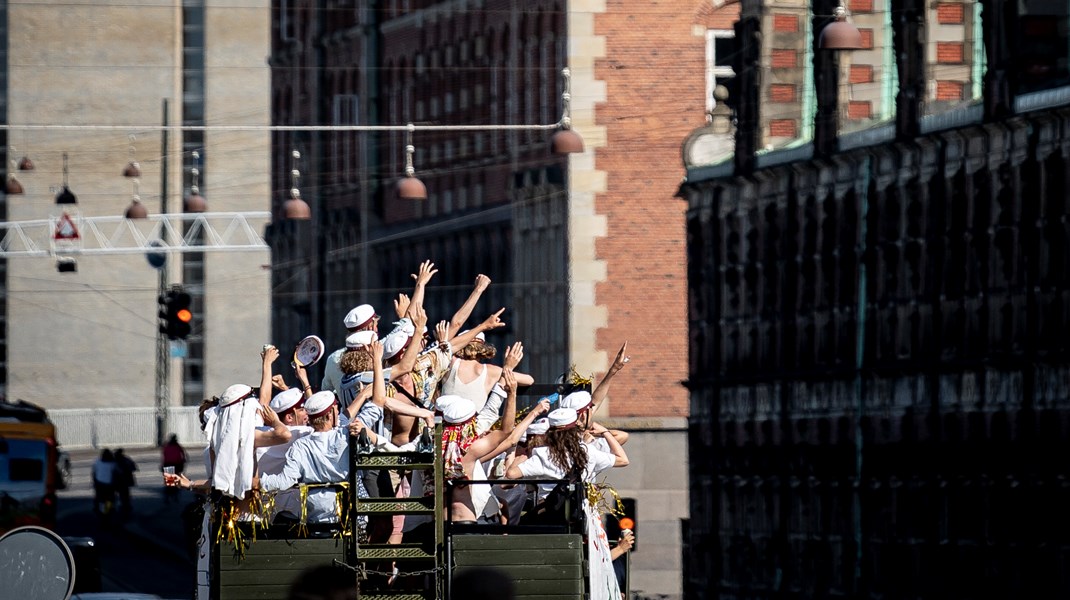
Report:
213,483,351,560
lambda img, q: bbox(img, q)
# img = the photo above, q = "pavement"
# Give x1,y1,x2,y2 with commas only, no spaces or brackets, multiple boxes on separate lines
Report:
58,446,208,598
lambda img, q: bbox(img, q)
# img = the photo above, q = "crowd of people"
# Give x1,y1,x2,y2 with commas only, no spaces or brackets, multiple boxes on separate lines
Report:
164,261,636,600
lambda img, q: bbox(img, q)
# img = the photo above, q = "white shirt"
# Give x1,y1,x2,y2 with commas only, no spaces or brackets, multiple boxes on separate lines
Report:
256,425,314,478
256,425,313,519
517,444,616,502
320,348,345,393
259,426,350,523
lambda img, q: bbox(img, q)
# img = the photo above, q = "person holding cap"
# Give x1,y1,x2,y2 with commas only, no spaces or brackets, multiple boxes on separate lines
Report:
321,303,379,393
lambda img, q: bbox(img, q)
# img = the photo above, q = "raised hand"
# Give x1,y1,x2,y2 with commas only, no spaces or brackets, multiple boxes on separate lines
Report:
259,406,281,428
271,374,288,391
481,307,506,332
502,369,518,393
393,293,411,319
474,274,491,292
502,341,524,370
535,398,551,415
262,345,280,364
435,320,450,343
608,341,630,375
409,303,428,330
412,260,438,286
370,339,384,363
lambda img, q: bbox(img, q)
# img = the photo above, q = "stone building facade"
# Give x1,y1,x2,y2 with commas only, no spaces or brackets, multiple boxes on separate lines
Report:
264,1,735,596
0,1,272,409
679,1,1070,598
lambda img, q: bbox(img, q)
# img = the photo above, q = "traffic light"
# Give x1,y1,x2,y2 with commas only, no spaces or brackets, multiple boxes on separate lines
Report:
158,288,193,340
604,497,637,551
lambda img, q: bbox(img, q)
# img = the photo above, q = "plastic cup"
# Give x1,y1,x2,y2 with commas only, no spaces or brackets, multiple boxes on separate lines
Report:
163,466,175,475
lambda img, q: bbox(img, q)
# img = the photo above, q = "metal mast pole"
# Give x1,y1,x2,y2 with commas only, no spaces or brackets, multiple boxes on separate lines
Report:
155,98,170,447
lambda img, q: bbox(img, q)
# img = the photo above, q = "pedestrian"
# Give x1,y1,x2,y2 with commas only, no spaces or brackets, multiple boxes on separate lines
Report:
161,433,187,503
113,448,138,517
92,449,116,517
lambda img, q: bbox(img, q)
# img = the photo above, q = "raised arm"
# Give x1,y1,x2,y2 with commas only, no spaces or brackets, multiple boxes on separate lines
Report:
590,422,629,467
294,362,314,399
370,340,387,408
344,384,374,421
447,274,491,338
393,304,428,376
409,260,438,310
383,397,435,428
451,308,506,353
590,341,629,416
254,406,292,448
259,346,280,407
486,398,551,460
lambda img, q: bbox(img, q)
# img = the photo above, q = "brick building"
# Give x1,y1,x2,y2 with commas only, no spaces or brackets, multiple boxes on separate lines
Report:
679,1,1070,598
263,0,745,596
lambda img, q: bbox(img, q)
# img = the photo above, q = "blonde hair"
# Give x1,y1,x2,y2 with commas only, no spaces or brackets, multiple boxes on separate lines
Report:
339,348,374,374
456,341,496,362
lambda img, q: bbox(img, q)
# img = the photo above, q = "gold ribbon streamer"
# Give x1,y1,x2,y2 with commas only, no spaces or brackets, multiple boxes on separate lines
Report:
585,479,624,521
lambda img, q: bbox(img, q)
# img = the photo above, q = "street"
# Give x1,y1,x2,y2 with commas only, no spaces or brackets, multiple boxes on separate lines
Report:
57,446,209,599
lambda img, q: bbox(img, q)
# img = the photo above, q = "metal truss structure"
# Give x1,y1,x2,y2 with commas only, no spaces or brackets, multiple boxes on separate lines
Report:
0,212,271,257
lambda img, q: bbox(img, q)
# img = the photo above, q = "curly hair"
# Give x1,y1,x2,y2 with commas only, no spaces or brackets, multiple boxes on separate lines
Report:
544,427,588,476
455,341,497,362
339,348,374,374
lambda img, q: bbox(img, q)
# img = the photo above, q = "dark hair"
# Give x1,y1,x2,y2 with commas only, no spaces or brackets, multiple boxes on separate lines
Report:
198,396,220,430
100,449,114,461
545,427,587,475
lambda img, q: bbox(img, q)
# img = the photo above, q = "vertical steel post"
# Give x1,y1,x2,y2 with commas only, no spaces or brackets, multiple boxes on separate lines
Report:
155,98,170,447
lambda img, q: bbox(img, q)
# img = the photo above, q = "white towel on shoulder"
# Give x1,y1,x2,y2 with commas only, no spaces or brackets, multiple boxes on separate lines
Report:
210,398,259,499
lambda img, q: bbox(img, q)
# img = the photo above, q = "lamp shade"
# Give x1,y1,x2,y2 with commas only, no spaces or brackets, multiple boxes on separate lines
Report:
397,175,427,200
55,186,77,204
17,157,34,171
551,128,585,154
125,198,149,219
819,14,863,50
123,161,142,178
284,196,312,219
5,175,23,195
185,192,207,213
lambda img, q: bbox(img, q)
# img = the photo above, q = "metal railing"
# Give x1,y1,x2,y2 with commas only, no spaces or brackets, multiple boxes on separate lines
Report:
49,406,204,449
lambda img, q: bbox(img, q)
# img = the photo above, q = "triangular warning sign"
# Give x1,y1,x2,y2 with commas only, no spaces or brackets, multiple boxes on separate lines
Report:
54,212,81,241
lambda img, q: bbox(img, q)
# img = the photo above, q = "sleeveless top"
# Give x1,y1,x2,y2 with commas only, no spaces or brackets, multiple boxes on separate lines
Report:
440,359,490,411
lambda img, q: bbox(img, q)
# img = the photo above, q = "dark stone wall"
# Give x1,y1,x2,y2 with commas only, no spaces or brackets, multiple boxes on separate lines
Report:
684,111,1070,599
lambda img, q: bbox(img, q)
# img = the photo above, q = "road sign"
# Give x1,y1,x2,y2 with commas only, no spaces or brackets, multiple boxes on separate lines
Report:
53,212,80,240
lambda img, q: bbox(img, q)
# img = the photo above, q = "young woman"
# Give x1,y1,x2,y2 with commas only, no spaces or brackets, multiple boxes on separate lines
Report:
505,408,629,600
